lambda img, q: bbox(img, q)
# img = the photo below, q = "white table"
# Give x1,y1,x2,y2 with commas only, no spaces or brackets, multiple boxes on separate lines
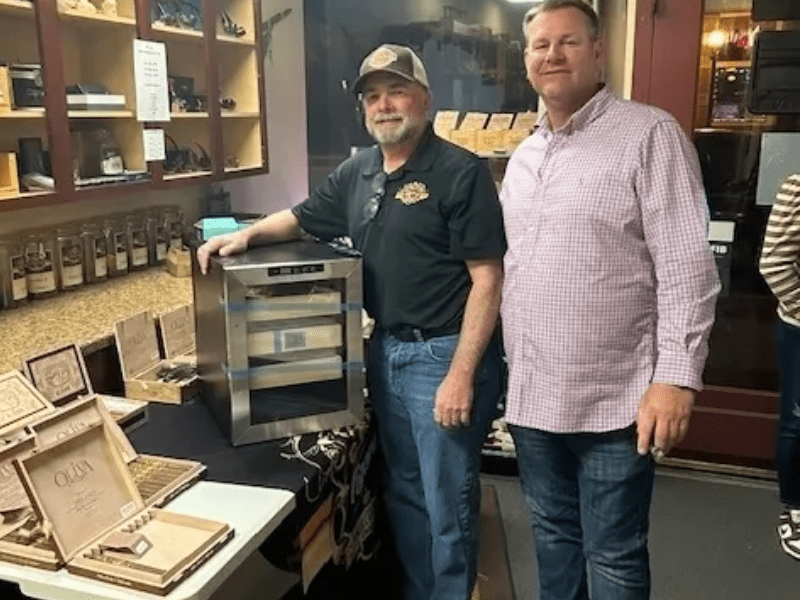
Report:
0,481,296,600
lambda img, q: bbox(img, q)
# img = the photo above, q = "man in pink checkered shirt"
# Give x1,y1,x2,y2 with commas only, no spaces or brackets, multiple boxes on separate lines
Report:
499,2,720,599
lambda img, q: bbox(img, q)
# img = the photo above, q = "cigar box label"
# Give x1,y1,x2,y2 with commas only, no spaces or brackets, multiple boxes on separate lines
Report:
486,113,514,130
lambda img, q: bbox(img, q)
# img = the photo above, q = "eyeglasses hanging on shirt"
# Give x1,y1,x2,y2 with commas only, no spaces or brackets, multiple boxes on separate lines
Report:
364,171,387,221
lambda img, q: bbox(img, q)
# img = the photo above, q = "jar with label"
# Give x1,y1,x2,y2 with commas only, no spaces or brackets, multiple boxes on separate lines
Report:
126,213,149,271
24,230,58,299
80,221,108,283
162,205,184,250
103,216,128,277
0,237,28,308
141,208,159,265
55,224,84,291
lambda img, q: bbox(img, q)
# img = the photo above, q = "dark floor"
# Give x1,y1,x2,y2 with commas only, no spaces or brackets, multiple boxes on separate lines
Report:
487,467,800,600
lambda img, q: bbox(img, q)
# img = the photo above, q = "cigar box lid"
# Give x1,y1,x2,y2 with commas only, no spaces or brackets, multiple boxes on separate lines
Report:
512,111,538,131
0,435,36,514
0,371,56,437
16,421,145,563
486,113,514,130
459,112,489,131
28,395,138,464
158,304,196,360
22,343,93,406
114,311,161,380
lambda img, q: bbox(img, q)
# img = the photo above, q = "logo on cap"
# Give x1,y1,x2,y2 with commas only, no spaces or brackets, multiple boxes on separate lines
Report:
368,47,398,70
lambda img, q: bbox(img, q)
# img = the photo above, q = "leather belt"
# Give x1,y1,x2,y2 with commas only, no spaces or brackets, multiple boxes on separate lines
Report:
379,323,461,342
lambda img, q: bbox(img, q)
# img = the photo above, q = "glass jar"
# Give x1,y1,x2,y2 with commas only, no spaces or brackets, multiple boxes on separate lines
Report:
126,213,149,270
103,216,128,277
142,207,163,265
0,236,28,308
80,221,108,283
23,229,58,299
55,224,84,291
162,205,184,251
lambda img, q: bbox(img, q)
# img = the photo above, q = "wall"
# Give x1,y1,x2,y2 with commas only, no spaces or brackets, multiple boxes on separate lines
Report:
226,0,309,215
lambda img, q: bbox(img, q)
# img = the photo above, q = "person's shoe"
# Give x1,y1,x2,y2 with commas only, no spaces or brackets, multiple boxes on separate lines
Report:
778,509,800,560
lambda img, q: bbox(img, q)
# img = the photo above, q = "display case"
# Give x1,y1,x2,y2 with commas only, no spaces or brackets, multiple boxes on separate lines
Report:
193,239,365,446
0,0,267,211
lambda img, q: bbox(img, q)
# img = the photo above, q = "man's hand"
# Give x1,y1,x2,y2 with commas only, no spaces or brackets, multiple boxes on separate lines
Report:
196,230,249,275
636,382,694,457
433,371,474,428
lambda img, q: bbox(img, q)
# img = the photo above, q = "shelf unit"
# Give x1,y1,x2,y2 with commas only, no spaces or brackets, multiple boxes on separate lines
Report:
0,0,267,212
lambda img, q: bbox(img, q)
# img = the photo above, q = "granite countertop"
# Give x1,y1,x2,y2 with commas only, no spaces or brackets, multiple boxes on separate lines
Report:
0,268,192,373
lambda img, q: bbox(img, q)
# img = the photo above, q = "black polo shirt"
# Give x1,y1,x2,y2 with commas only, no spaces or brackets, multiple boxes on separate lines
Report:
292,123,506,329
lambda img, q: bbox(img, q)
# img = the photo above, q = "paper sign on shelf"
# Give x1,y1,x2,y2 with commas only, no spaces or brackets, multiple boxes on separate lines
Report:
133,39,170,123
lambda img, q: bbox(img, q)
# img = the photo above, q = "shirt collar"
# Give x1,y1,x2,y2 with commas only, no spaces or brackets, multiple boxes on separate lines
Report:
535,85,614,135
361,122,438,179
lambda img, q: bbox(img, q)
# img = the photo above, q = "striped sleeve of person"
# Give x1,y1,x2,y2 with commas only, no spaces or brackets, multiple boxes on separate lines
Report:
760,174,800,323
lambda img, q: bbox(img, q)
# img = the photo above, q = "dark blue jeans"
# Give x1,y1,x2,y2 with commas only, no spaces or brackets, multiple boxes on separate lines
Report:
777,319,800,507
510,424,655,600
368,330,503,600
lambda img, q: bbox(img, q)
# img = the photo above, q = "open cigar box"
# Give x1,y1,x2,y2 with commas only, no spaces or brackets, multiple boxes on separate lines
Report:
22,342,148,433
0,370,55,441
13,420,233,594
0,437,39,554
0,396,207,570
115,311,200,404
158,304,197,368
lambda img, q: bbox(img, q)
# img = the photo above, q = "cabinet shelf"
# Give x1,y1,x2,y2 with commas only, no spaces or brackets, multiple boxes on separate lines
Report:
222,111,259,118
58,9,136,28
217,34,256,47
171,112,210,119
68,110,135,118
0,108,46,119
163,170,212,181
151,22,204,43
0,0,33,18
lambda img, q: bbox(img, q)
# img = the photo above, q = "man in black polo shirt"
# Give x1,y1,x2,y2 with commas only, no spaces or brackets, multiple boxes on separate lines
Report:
197,44,506,600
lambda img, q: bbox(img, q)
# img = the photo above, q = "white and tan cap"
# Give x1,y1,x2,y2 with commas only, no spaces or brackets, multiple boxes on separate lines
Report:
353,44,430,95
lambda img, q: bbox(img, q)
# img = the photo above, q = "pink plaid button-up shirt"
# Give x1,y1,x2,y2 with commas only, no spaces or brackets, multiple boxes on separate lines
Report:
499,87,720,433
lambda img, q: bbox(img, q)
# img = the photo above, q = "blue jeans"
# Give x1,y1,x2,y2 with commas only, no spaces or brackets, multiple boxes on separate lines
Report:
510,424,655,600
368,330,502,600
777,319,800,506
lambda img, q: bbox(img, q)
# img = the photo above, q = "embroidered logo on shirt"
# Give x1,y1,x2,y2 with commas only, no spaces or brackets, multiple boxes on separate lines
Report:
395,181,430,205
368,47,398,69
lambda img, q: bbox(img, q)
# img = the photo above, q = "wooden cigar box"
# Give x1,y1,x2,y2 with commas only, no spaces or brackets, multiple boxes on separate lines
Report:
14,421,232,594
28,395,205,507
114,311,200,404
158,304,196,367
448,129,478,152
0,435,59,570
22,342,148,433
0,65,11,113
165,246,192,278
0,397,206,570
0,370,55,440
0,152,20,199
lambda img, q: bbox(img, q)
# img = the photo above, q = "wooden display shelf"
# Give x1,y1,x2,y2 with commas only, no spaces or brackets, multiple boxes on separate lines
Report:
151,22,204,43
0,108,46,119
222,111,259,118
163,170,212,181
217,34,256,47
58,9,136,28
171,112,210,119
0,0,33,18
67,110,135,119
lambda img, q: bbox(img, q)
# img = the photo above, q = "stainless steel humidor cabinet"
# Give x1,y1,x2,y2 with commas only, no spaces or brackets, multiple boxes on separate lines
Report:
192,240,365,446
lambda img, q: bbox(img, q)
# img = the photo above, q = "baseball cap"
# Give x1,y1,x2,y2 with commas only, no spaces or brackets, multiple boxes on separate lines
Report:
353,44,430,95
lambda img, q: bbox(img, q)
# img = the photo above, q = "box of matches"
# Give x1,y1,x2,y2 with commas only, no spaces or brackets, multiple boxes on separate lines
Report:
22,342,148,433
114,311,200,404
14,421,232,595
